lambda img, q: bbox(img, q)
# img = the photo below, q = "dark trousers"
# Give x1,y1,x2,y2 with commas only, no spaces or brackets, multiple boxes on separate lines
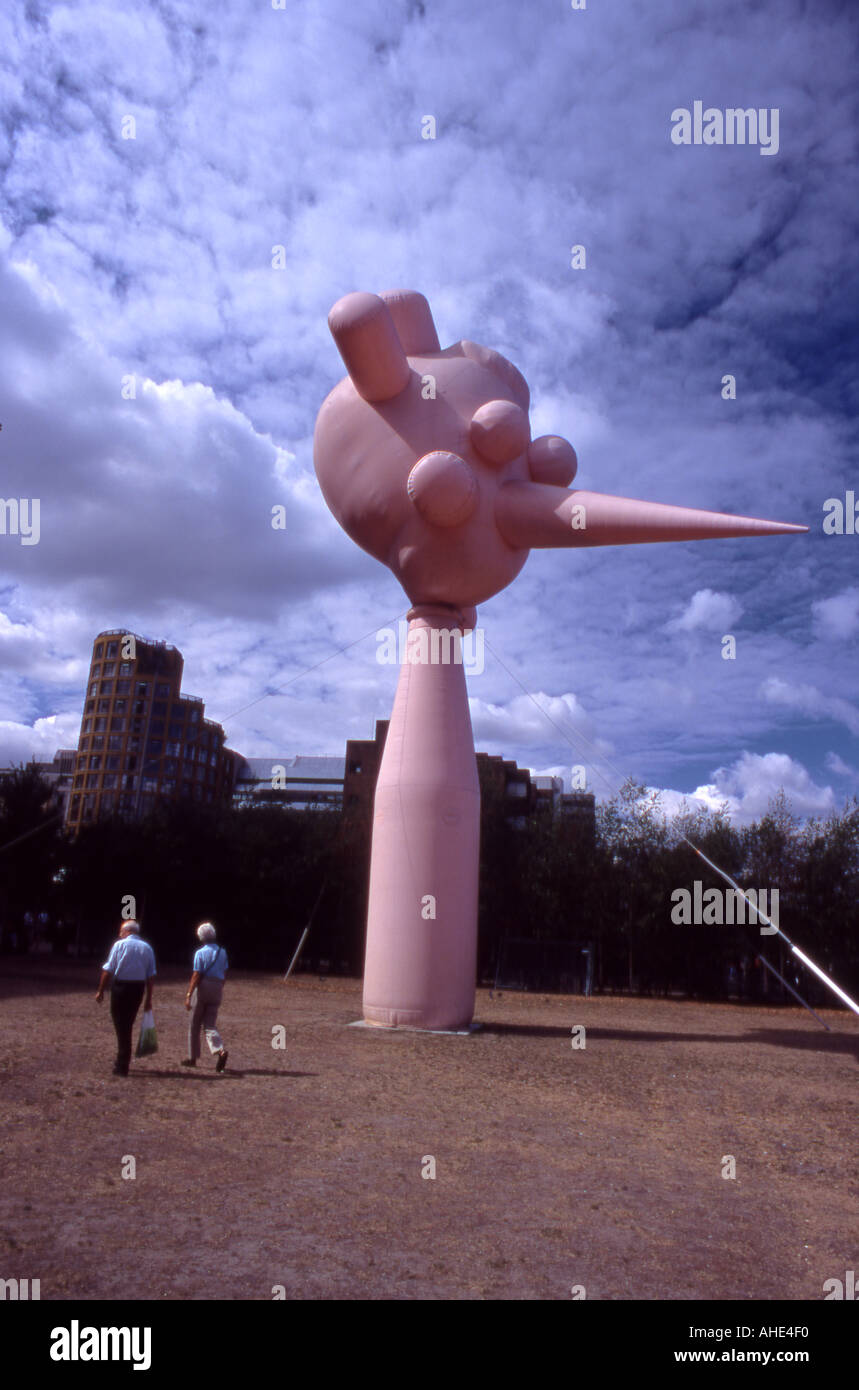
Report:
110,980,146,1073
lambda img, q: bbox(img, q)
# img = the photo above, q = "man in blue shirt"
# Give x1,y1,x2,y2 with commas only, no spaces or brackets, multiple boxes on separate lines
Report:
182,922,229,1072
96,920,156,1076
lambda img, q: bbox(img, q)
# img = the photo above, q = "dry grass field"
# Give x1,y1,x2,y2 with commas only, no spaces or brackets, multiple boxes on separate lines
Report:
1,958,857,1301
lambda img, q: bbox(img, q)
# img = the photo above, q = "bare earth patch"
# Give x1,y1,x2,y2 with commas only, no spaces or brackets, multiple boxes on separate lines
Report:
1,959,857,1300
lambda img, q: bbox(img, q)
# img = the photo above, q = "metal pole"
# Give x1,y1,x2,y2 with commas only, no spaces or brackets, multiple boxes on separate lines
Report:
283,926,309,982
756,952,831,1031
689,843,859,1019
283,882,326,981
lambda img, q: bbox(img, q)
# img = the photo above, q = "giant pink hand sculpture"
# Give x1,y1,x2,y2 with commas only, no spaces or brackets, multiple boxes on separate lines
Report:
313,289,806,1030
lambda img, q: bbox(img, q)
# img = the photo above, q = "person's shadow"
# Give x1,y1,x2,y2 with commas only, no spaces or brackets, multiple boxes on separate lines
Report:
130,1068,317,1080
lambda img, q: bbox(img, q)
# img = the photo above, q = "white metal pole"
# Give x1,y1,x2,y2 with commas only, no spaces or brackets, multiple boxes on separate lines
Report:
689,843,859,1018
283,926,309,983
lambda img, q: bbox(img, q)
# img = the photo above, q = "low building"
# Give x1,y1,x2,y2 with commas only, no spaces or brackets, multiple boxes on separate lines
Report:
232,754,345,809
343,720,596,836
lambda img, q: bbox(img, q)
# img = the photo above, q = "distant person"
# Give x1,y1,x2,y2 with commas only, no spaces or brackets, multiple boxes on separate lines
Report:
95,920,156,1077
182,922,229,1073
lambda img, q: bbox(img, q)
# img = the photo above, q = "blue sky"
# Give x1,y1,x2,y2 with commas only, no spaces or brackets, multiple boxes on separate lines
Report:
0,0,856,823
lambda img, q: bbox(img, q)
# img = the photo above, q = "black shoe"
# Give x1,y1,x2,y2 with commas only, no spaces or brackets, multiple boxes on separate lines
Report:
216,1050,228,1073
180,1058,196,1067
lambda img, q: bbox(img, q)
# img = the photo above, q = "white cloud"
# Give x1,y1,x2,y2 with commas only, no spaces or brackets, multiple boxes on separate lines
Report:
812,587,859,640
666,588,743,633
761,676,859,737
469,691,612,761
0,715,82,766
824,751,857,779
696,752,834,823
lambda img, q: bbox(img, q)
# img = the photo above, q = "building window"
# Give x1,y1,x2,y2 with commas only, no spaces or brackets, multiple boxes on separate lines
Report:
70,794,80,816
103,662,116,676
107,755,121,770
79,737,89,751
89,756,101,770
91,663,101,679
168,724,183,741
136,682,149,697
153,701,167,717
92,736,104,750
103,774,117,789
85,700,95,714
111,718,125,732
188,708,200,723
123,775,137,791
150,719,164,735
89,682,98,697
147,740,162,756
156,683,171,698
82,718,92,733
94,644,104,658
114,699,126,713
166,742,181,758
142,778,158,793
95,718,107,732
108,735,122,751
116,679,131,695
98,699,110,713
106,641,119,658
100,681,113,696
119,662,133,676
86,774,98,788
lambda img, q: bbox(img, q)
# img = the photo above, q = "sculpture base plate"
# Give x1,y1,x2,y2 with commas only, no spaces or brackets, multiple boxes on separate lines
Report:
348,1020,482,1036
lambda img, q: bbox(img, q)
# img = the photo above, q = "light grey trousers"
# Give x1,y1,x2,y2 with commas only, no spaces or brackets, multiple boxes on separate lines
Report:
189,978,225,1060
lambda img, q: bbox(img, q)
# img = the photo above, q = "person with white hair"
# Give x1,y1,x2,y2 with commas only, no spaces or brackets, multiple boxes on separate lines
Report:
182,921,229,1072
95,919,157,1076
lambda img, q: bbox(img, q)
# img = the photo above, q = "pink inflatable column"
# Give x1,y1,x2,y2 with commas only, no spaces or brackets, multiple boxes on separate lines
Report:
362,605,480,1030
312,287,806,1033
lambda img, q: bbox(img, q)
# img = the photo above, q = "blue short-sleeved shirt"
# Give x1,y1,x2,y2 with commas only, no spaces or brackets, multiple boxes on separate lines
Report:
193,943,228,980
102,936,157,981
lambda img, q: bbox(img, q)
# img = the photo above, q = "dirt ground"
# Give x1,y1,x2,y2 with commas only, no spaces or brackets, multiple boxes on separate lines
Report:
1,958,857,1301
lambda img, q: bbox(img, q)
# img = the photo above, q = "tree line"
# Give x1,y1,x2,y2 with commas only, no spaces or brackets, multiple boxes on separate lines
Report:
1,762,857,1007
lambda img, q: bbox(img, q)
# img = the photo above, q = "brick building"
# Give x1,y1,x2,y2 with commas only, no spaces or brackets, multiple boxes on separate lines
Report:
65,630,236,832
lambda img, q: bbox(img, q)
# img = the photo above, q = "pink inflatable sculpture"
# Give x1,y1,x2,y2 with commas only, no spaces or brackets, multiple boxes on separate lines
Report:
313,289,805,1031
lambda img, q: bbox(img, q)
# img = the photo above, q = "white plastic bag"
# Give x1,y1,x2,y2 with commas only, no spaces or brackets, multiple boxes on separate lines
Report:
136,1009,158,1057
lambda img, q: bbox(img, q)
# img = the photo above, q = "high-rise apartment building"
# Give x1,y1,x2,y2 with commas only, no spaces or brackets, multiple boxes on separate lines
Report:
65,630,236,832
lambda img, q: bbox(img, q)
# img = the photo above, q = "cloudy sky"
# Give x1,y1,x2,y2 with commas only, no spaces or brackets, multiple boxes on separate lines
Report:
0,0,856,823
